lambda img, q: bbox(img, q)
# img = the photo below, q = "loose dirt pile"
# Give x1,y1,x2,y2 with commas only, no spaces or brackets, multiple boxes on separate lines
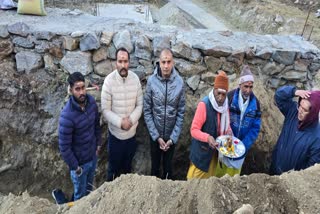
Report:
193,0,320,47
1,164,320,214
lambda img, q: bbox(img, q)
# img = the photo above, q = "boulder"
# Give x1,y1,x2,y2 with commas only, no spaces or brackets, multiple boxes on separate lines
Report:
107,43,117,60
198,45,232,57
80,32,100,51
7,22,30,37
33,31,55,41
60,51,92,75
71,31,85,38
43,54,58,72
93,46,108,63
134,35,152,60
204,56,223,72
172,41,192,60
0,39,13,59
175,58,207,76
262,62,285,75
93,60,115,77
62,36,79,51
186,75,201,91
100,31,114,46
15,51,43,74
282,70,307,81
233,204,254,214
12,37,34,49
113,30,133,53
0,25,9,38
272,51,296,65
34,41,50,53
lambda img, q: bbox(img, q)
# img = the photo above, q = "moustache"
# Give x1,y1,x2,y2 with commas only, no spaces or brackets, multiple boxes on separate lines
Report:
120,68,128,72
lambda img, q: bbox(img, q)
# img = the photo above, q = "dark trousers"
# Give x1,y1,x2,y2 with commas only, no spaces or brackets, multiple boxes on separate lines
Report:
106,131,137,181
150,138,175,180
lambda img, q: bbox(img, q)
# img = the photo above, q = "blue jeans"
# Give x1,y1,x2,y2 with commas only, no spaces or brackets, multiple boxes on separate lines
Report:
106,131,137,181
70,157,97,201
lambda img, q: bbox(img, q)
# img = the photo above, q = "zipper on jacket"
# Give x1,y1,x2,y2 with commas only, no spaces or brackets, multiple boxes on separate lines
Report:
163,80,168,138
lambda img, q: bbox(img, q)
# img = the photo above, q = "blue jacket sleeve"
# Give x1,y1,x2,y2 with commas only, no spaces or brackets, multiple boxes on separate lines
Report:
58,113,78,170
143,79,160,141
306,137,320,168
274,86,297,117
242,110,261,150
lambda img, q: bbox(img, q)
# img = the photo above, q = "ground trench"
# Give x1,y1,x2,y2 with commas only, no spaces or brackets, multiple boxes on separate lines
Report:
0,134,272,202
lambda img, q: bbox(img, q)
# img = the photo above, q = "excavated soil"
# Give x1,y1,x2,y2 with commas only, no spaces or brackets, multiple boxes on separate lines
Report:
1,165,320,213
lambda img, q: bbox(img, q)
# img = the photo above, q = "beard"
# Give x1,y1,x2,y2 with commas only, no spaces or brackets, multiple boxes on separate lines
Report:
119,68,128,77
241,92,250,100
75,95,86,104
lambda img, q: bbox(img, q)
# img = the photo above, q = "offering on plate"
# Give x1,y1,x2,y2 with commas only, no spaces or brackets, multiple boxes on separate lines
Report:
216,135,246,158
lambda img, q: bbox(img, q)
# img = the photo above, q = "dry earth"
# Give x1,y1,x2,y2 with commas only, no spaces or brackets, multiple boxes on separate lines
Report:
192,0,320,47
1,164,320,213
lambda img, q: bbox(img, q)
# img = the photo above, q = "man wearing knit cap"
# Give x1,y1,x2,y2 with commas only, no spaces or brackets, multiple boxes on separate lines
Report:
187,70,233,179
270,86,320,175
224,65,261,177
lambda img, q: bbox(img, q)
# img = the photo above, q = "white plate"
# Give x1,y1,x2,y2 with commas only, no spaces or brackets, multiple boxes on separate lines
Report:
216,135,246,158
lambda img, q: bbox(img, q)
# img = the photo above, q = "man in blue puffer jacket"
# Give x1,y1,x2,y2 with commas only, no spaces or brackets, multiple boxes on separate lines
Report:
144,48,185,179
225,65,261,176
270,86,320,175
58,72,102,201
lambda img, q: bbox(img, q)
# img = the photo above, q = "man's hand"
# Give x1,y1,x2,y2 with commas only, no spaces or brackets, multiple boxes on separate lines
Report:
121,117,133,130
163,139,173,152
158,138,167,151
295,90,311,99
208,135,218,149
75,166,82,176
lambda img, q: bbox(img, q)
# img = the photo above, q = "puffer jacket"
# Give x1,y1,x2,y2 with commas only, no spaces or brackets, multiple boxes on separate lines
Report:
59,94,102,170
143,63,185,144
228,88,261,151
101,69,143,140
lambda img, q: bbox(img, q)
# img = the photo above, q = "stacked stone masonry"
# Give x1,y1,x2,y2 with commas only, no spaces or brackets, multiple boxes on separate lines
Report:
1,21,319,94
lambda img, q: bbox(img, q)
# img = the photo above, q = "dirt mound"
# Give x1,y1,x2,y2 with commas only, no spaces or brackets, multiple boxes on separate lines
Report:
0,192,56,214
2,164,320,213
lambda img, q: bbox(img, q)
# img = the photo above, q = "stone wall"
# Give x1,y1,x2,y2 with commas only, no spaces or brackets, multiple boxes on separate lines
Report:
0,12,320,197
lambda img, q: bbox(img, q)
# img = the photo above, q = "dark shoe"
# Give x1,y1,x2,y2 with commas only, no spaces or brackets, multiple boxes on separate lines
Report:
52,189,68,204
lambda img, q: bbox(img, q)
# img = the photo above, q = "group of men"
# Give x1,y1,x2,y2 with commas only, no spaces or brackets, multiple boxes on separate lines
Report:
58,48,185,202
187,67,261,179
57,47,320,202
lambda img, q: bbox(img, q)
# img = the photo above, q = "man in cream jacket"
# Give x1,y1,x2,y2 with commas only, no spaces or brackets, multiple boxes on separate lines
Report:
101,47,143,181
